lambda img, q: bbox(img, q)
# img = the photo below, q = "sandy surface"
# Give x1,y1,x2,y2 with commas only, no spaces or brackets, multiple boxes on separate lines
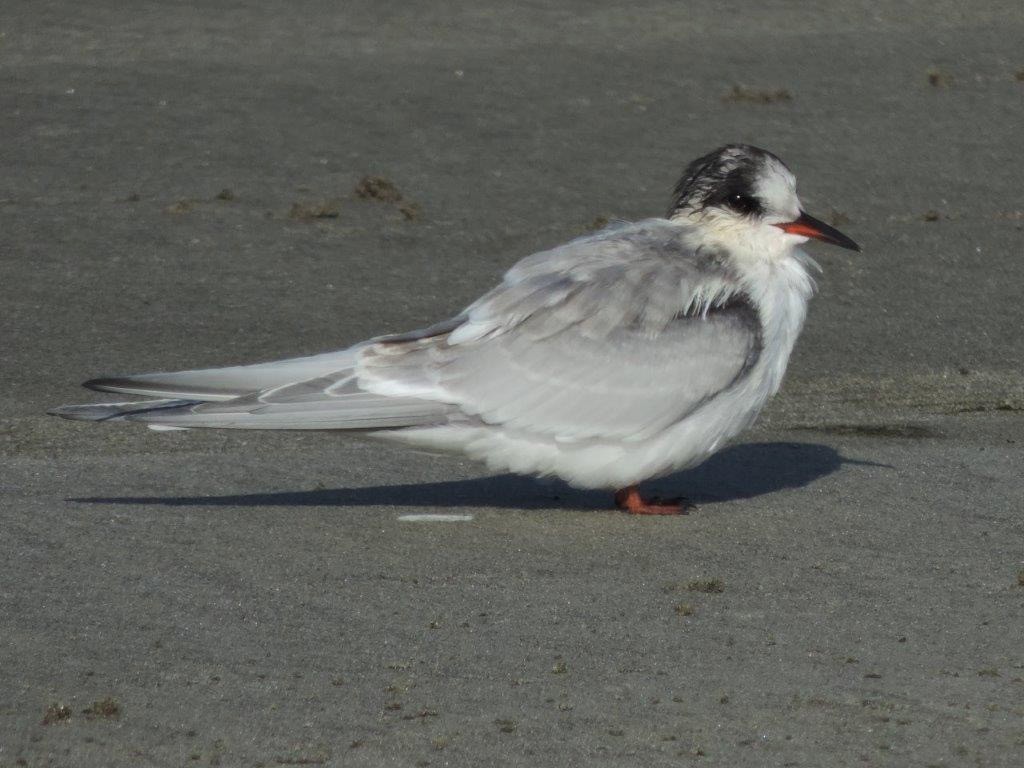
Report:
2,2,1023,766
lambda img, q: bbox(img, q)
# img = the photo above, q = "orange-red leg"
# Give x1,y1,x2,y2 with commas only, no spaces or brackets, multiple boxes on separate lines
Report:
613,485,690,515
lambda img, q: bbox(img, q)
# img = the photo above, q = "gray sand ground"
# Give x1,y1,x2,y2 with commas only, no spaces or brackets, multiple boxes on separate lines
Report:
2,2,1023,766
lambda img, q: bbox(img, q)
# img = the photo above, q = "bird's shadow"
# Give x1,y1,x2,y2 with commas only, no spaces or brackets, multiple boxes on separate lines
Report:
73,441,869,511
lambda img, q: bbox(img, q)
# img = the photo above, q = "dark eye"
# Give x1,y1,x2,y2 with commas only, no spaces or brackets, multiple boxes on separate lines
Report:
723,192,759,215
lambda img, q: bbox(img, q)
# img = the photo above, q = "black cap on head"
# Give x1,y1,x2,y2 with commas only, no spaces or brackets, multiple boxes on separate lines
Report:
668,144,786,218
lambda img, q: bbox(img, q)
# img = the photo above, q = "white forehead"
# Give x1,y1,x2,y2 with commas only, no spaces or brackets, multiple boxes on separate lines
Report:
753,156,800,219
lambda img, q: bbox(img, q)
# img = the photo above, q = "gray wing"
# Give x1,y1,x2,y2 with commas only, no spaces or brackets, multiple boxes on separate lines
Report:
357,221,762,441
77,220,760,436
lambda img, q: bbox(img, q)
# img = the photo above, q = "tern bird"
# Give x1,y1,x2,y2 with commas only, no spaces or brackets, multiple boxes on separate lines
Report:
52,144,859,514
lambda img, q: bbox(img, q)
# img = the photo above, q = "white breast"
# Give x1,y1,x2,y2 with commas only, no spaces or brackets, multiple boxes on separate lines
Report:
587,251,814,487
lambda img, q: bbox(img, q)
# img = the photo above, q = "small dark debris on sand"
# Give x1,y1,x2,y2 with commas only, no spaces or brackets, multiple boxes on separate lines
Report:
398,202,421,221
923,210,941,222
1017,569,1024,587
927,68,952,87
495,718,517,733
685,578,725,594
275,753,329,766
1016,69,1024,82
952,400,1022,414
674,603,695,617
355,175,404,203
125,192,141,202
215,188,235,201
401,708,439,721
82,697,120,719
289,201,340,220
663,579,725,594
355,175,423,220
589,215,610,230
42,703,72,725
723,85,792,104
165,200,196,215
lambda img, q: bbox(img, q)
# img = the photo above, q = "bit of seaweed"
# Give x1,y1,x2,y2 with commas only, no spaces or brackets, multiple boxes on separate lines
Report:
82,697,120,719
927,68,952,87
355,175,403,203
42,703,72,725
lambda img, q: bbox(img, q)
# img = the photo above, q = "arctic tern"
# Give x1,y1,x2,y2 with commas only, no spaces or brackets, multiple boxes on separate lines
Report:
52,144,859,514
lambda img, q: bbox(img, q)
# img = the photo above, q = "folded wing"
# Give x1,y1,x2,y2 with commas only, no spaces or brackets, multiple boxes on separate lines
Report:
55,220,761,438
359,221,761,441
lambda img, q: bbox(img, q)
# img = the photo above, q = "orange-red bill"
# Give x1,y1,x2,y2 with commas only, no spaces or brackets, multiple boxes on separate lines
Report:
776,211,860,251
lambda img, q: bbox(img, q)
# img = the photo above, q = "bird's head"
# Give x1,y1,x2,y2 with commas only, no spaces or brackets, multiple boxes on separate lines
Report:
667,144,859,257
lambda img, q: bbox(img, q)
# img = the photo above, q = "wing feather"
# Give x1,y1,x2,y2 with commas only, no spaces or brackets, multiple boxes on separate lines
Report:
84,348,360,400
